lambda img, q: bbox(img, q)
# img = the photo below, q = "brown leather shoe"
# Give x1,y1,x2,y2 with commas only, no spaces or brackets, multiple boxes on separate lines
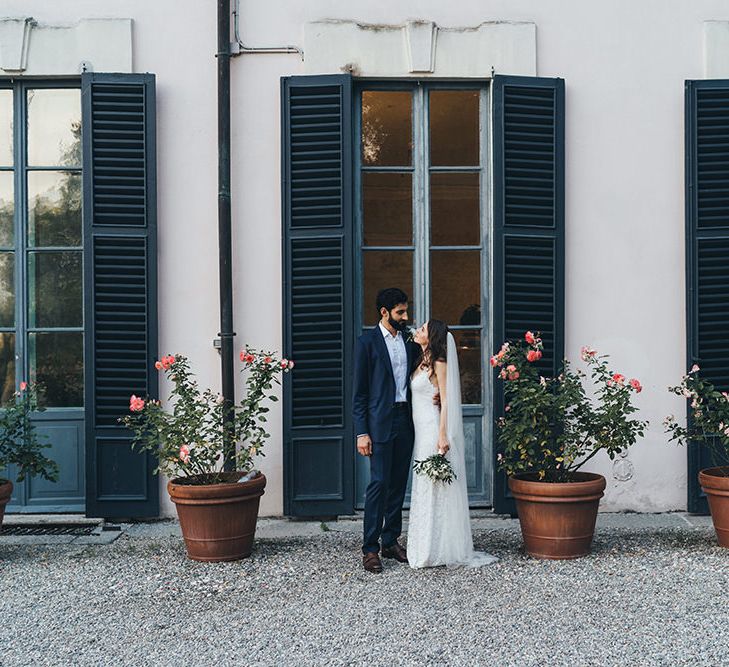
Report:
363,552,383,573
382,542,408,564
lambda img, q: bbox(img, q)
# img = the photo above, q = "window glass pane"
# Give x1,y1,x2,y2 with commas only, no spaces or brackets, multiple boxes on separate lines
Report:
363,251,413,326
362,91,412,167
363,172,412,246
452,329,481,404
0,90,12,167
27,89,82,167
28,171,82,247
0,332,14,404
29,331,83,407
0,172,13,247
429,90,479,166
430,250,480,325
28,251,82,328
430,172,480,246
0,252,14,327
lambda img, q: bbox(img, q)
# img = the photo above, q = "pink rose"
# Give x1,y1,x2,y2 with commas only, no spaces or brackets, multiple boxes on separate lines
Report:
129,395,145,412
690,364,700,373
580,346,597,362
499,369,507,379
158,355,175,371
526,350,542,363
489,356,499,367
19,381,27,391
611,374,625,386
280,359,288,368
288,360,295,369
264,356,272,364
179,445,190,464
525,331,536,345
629,378,642,393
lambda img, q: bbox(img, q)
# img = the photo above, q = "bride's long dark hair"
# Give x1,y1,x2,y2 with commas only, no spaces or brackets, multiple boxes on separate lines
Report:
418,319,449,377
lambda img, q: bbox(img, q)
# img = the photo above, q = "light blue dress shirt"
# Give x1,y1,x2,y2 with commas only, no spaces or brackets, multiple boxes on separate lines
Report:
379,322,408,403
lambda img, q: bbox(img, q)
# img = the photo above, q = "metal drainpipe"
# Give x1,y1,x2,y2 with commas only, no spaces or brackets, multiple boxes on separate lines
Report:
231,0,304,58
218,0,236,471
216,0,302,472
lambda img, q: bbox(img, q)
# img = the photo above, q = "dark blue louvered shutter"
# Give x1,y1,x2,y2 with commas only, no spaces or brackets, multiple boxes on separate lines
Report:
685,80,729,514
82,73,159,518
492,75,566,516
281,75,355,517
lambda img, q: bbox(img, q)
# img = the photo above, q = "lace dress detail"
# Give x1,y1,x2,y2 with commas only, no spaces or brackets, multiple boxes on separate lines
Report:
407,368,498,569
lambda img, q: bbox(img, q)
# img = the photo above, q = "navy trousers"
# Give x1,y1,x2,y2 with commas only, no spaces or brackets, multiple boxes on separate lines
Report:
362,404,414,554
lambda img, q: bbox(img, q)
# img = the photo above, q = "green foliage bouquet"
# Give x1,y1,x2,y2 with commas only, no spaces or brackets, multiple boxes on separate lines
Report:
0,383,59,484
491,332,647,482
121,349,294,484
413,454,457,484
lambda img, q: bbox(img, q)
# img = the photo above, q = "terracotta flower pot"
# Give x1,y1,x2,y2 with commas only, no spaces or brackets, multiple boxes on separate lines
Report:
699,467,729,548
167,472,266,562
508,472,606,560
0,480,12,531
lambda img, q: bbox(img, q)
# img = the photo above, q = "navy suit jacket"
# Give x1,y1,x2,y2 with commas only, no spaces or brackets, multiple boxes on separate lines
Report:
353,327,419,443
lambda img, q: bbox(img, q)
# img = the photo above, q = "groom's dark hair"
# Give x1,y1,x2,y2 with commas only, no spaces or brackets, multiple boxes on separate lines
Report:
376,287,408,316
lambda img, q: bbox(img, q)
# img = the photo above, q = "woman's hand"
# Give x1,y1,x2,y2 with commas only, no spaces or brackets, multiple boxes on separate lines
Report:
437,434,450,455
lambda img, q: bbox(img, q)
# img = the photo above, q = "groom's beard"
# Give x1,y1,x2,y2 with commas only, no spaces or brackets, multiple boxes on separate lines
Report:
388,315,408,333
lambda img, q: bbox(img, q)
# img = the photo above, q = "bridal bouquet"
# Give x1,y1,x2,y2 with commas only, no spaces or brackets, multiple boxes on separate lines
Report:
413,454,457,484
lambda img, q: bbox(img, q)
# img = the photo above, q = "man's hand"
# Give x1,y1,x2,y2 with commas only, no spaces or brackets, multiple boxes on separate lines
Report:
357,434,373,457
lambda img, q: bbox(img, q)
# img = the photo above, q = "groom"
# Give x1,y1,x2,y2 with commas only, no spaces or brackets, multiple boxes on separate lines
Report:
353,287,419,573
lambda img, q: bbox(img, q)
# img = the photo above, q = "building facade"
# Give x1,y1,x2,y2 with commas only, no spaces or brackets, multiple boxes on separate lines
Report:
2,0,729,518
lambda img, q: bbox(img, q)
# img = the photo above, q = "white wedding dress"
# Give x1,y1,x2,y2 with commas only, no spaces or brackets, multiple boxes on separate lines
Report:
407,333,499,569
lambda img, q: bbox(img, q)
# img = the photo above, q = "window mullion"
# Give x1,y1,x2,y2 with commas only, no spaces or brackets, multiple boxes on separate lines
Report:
12,83,24,389
413,85,428,325
19,83,29,388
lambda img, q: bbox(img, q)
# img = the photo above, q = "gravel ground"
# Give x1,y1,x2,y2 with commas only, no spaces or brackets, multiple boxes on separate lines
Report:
1,521,728,667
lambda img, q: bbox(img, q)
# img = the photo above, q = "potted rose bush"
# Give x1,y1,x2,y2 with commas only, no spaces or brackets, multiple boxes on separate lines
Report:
0,383,59,529
665,366,729,547
491,333,647,559
122,348,293,562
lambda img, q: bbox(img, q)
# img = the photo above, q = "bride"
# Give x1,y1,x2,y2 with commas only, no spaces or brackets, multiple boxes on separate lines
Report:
407,319,499,569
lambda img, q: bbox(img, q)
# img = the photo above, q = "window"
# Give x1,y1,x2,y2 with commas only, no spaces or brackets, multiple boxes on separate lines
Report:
355,82,491,507
0,83,83,407
358,85,488,405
